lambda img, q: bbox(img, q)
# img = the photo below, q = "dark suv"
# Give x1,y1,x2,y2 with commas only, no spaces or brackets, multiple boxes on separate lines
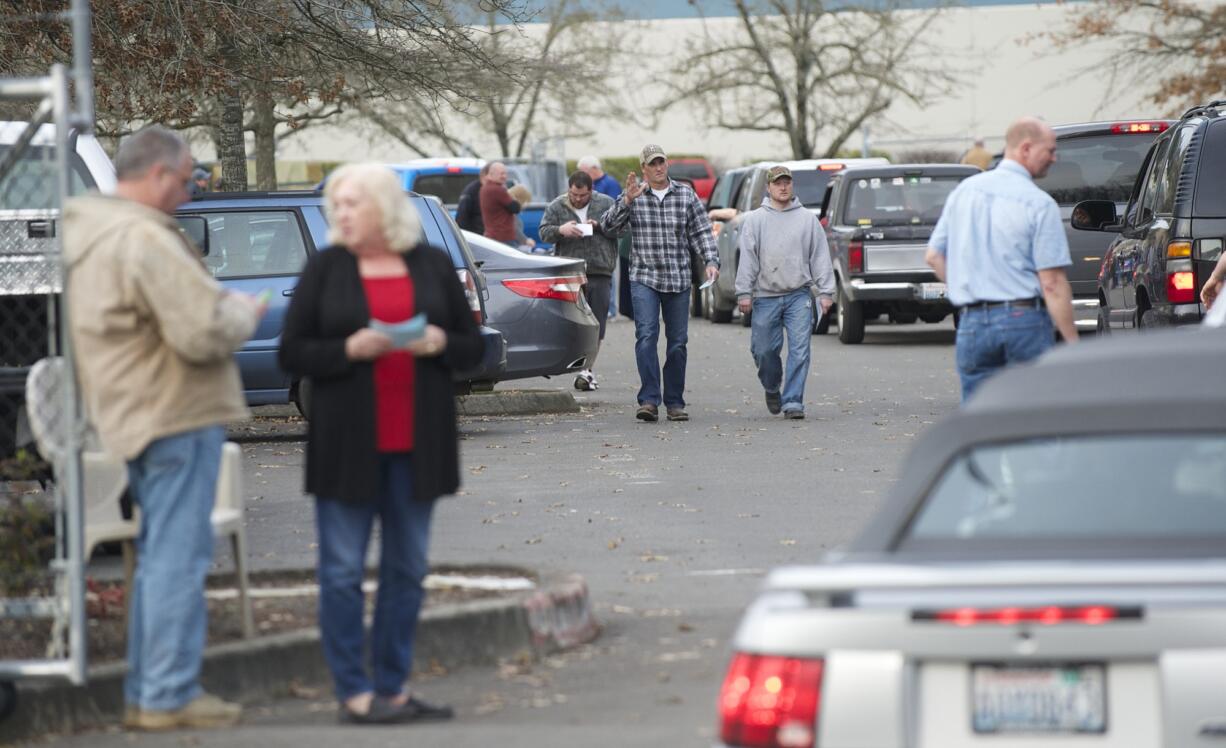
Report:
1072,103,1226,330
819,164,978,343
992,120,1173,332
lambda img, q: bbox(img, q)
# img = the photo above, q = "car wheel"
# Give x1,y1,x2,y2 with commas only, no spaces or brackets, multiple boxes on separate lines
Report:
1138,308,1167,330
740,307,752,327
1097,306,1111,335
293,378,312,420
919,312,946,324
891,312,918,324
454,380,473,396
711,297,733,324
837,284,865,344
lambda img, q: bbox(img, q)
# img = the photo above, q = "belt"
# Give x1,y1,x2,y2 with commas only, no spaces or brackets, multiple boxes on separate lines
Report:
960,297,1045,311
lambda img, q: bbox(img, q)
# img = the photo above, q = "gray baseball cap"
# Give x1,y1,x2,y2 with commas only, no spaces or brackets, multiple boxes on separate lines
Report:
640,144,667,164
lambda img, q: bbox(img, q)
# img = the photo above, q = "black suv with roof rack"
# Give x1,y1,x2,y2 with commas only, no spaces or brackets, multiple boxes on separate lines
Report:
991,119,1173,334
1072,102,1226,330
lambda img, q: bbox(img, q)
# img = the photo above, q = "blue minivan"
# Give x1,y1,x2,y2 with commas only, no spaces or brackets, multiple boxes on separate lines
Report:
176,190,506,412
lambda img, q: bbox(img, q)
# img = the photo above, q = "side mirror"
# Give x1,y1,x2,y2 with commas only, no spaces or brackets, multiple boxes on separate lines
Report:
1071,200,1121,232
177,215,210,256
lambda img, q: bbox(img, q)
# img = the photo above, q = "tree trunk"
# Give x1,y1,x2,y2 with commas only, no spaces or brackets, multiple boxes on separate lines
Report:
217,87,247,192
252,90,277,190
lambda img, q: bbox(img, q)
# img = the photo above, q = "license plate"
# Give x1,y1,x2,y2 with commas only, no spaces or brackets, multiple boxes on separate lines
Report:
920,282,946,300
971,664,1107,734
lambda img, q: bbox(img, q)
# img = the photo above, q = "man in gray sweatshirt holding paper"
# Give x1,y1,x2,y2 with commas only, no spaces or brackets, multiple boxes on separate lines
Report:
736,165,835,419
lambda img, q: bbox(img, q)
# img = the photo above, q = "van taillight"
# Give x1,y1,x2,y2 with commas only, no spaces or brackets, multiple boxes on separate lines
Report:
718,653,823,748
456,269,483,324
1166,241,1196,304
848,240,864,273
1111,122,1170,134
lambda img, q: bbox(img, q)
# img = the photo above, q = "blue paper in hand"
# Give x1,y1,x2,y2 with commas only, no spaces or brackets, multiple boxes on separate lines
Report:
369,313,427,348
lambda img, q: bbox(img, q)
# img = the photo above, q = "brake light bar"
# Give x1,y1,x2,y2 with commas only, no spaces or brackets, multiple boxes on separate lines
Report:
502,274,587,303
1111,122,1170,134
818,163,844,171
719,653,823,748
914,605,1142,626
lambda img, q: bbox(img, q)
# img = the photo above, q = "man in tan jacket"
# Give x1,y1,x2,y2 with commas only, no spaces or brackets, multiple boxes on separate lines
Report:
64,127,263,731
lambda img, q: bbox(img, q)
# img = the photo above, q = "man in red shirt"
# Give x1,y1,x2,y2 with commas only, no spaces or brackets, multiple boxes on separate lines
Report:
480,161,521,246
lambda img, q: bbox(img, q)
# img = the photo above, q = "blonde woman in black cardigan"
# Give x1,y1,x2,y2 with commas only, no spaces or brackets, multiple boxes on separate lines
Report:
279,163,483,725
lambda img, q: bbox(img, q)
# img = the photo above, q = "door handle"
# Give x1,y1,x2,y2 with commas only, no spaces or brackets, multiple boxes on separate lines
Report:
281,289,294,297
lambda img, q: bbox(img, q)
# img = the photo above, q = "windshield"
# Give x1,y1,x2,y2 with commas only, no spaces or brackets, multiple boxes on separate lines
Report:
412,173,476,206
1033,134,1156,206
843,175,963,226
669,162,710,180
902,435,1226,551
0,145,94,210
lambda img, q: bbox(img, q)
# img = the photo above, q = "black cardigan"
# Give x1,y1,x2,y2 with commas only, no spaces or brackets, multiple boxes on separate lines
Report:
278,244,484,503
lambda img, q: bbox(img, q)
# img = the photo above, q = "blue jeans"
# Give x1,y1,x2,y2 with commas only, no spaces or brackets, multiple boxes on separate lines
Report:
316,454,435,701
630,281,690,409
751,290,813,413
956,305,1054,401
124,425,225,711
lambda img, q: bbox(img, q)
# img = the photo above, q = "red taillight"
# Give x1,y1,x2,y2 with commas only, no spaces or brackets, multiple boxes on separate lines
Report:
447,165,462,173
456,269,483,324
501,274,587,304
1168,269,1196,303
848,240,863,273
921,605,1127,626
1110,121,1170,134
818,163,844,171
719,653,823,748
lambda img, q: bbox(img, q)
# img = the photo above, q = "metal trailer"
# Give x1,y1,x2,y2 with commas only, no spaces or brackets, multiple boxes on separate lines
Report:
0,0,95,722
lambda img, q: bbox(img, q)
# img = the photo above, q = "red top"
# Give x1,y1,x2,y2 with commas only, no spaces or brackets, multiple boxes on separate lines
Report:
480,182,518,242
362,274,416,453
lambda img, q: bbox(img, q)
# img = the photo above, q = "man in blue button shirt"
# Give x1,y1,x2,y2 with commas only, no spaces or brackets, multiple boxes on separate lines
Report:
926,116,1079,401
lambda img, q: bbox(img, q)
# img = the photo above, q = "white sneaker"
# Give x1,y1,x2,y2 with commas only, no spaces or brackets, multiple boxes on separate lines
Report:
573,370,598,391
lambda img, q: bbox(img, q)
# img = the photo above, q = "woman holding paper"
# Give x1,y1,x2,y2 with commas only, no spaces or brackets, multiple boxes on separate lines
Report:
279,163,483,725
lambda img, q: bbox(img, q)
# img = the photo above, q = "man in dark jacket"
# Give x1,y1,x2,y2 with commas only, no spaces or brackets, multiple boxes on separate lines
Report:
455,163,490,234
539,171,627,391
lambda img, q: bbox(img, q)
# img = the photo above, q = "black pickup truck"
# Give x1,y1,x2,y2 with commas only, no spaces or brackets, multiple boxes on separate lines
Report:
818,164,979,344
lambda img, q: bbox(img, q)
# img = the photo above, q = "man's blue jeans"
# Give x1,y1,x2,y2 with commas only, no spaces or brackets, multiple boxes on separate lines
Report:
751,289,814,413
315,454,435,700
630,281,691,409
124,425,225,711
956,305,1054,401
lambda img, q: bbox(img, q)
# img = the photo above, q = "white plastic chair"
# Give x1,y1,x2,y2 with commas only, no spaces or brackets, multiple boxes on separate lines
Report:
25,358,254,638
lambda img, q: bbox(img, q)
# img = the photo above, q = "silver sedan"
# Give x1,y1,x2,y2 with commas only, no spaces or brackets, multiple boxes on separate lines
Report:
718,328,1226,748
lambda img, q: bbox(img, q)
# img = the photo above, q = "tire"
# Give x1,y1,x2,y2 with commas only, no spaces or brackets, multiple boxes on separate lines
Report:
837,284,865,344
891,312,918,324
1097,305,1110,335
1138,308,1167,330
293,378,312,420
0,681,16,723
453,380,474,396
711,298,733,324
919,312,946,324
740,307,752,327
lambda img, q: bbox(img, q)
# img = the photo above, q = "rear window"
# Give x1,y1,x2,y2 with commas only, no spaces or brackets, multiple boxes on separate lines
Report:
902,434,1226,550
411,173,476,205
1194,119,1226,217
1032,134,1155,206
669,162,711,181
0,145,94,210
791,170,837,207
843,175,963,227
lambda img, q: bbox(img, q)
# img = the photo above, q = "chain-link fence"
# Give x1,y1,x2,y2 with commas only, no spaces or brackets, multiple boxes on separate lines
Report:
0,62,90,713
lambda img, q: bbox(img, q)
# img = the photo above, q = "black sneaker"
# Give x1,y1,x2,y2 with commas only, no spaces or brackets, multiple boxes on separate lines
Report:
765,391,782,415
387,695,454,723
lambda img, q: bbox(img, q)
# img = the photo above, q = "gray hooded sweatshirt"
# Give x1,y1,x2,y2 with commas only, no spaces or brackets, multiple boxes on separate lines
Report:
735,196,836,301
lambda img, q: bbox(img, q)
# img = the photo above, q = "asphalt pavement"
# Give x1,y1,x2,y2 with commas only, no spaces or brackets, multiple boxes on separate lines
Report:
44,312,961,747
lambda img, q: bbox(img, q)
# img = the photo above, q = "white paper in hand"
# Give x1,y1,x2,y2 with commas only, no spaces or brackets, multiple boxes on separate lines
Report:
370,313,427,348
1204,298,1226,328
576,223,594,237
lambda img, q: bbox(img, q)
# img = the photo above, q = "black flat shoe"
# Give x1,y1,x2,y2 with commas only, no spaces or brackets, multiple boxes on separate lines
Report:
388,695,454,723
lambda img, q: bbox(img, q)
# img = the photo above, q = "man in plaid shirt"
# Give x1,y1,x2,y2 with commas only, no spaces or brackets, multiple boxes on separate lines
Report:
601,144,719,422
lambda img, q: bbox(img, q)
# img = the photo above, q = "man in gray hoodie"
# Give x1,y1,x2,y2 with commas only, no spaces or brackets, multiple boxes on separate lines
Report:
735,165,835,419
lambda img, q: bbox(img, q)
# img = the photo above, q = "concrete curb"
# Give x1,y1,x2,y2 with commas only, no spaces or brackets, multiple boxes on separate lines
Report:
457,389,580,417
0,575,598,744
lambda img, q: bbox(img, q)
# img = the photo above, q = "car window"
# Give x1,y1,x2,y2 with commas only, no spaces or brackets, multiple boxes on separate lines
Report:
1122,144,1156,228
738,171,765,212
195,211,308,279
791,170,838,208
1135,134,1171,226
412,174,477,205
902,434,1226,548
708,173,735,209
1032,134,1157,206
1195,119,1226,218
842,175,962,227
0,145,94,209
669,162,710,180
1154,123,1196,215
